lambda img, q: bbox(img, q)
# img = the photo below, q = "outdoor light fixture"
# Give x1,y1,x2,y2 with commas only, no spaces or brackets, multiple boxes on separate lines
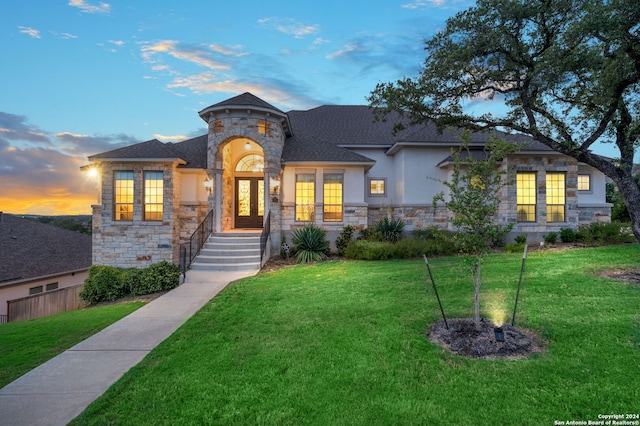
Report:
203,177,213,192
494,327,505,342
245,141,251,150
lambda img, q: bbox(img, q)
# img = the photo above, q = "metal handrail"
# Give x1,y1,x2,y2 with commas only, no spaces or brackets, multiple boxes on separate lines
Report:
260,211,271,265
180,210,213,280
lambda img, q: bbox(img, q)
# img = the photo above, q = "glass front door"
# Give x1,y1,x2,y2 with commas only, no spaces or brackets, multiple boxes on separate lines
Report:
235,177,264,228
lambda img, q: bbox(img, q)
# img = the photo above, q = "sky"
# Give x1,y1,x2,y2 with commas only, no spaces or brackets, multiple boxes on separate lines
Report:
0,0,630,216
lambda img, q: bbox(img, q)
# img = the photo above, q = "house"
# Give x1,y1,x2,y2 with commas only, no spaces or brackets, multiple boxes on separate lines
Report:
84,92,611,271
0,213,91,322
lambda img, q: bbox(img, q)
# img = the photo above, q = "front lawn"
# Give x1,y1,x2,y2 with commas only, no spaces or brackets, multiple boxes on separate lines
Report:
0,301,146,388
72,245,639,425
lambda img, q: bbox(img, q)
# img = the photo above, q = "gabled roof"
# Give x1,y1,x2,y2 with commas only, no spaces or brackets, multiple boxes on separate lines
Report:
0,214,91,286
88,139,185,162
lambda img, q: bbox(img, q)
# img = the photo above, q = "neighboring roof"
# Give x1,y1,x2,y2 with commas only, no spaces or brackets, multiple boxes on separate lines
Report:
0,214,92,286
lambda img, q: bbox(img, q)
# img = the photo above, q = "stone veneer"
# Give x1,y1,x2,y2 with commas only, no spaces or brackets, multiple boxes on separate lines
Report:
92,161,190,268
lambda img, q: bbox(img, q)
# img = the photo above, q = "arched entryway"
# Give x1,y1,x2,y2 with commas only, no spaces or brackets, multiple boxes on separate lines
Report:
234,153,264,228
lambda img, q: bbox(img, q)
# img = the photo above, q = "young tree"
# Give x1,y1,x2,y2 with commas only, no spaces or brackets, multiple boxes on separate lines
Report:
434,134,520,330
369,0,640,242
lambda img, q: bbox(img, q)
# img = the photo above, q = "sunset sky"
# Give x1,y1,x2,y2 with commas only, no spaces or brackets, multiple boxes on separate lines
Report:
1,1,632,216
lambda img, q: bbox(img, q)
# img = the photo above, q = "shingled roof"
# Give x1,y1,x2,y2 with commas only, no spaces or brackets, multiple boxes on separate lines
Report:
0,214,91,286
199,92,286,114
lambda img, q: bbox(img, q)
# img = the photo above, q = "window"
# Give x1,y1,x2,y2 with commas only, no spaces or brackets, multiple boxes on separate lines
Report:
517,173,536,222
258,120,270,135
235,154,264,172
114,171,134,221
29,286,43,295
46,283,58,291
213,120,223,133
547,173,566,222
323,174,343,221
369,178,386,196
578,174,591,191
144,171,164,221
296,173,315,221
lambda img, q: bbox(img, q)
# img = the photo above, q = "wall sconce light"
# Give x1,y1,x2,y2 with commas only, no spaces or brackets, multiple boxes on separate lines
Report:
203,177,213,192
269,176,280,195
245,141,251,150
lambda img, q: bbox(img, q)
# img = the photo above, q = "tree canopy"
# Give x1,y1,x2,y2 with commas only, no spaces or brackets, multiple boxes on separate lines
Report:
369,0,640,241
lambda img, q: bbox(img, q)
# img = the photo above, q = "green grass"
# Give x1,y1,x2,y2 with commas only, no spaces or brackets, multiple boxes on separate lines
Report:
0,301,146,388
72,245,639,425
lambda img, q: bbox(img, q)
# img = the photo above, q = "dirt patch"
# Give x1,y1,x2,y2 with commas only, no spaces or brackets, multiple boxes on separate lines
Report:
594,268,640,284
89,291,167,308
427,318,545,360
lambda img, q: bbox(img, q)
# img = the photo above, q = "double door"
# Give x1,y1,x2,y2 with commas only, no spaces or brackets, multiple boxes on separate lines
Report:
234,177,264,228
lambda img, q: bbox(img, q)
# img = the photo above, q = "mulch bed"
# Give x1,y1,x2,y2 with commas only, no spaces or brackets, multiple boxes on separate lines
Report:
427,318,545,360
594,268,640,284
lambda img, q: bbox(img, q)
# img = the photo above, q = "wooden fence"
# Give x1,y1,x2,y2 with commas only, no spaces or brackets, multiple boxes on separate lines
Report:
7,284,86,322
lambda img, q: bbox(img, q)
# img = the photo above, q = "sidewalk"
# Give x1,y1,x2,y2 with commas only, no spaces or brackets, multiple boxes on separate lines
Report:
0,270,256,426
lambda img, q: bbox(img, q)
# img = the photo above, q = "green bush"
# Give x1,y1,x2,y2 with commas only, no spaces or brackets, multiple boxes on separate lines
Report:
291,224,330,263
544,232,558,244
80,261,180,305
344,240,395,260
576,222,635,244
131,261,180,296
357,227,381,241
560,227,577,243
514,233,527,245
373,216,405,243
79,265,128,304
505,243,525,253
335,225,356,256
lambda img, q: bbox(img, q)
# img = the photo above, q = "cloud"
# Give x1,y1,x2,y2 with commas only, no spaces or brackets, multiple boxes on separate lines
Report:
108,40,125,46
68,0,111,14
0,112,51,144
18,26,41,39
153,134,189,142
141,40,232,70
0,112,140,215
51,31,78,40
402,0,445,8
257,17,320,38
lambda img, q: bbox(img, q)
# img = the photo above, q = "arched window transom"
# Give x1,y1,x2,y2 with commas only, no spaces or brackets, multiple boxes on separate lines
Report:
235,154,264,172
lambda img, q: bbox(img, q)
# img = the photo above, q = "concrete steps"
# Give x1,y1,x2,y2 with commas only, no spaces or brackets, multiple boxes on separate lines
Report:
189,232,262,273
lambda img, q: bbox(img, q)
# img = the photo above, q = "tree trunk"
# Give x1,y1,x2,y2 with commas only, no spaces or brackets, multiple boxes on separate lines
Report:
612,171,640,242
474,262,481,331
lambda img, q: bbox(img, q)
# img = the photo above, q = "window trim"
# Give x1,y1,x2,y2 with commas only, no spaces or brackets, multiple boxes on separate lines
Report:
516,172,537,223
46,283,58,291
546,172,566,223
577,174,592,192
143,171,164,221
368,178,387,197
29,285,43,295
323,172,344,222
295,170,316,222
114,171,134,221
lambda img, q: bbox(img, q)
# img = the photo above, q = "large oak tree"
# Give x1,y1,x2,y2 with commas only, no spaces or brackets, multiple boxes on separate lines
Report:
369,0,640,242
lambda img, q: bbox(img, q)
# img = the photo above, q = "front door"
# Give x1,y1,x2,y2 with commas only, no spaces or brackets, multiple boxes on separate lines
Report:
235,177,264,228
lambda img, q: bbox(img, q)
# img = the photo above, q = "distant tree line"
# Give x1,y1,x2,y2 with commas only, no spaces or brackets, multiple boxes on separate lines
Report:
33,215,92,235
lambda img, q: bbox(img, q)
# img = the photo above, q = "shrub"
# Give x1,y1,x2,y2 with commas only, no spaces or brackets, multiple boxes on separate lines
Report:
131,261,180,296
335,225,356,256
505,243,525,253
373,216,405,243
291,224,330,263
543,232,558,244
411,227,434,240
560,227,577,243
514,233,527,245
576,222,635,244
344,240,395,260
357,227,381,241
80,261,180,304
79,265,127,304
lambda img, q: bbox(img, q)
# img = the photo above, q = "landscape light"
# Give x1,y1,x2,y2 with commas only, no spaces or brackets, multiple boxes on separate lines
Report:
494,327,505,342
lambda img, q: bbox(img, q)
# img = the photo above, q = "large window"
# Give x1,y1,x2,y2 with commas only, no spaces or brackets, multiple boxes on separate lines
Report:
144,171,164,221
546,173,566,222
323,174,343,221
296,173,315,221
516,173,536,222
114,171,134,221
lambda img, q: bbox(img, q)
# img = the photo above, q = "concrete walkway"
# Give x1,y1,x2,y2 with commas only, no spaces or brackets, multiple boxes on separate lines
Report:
0,270,256,426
